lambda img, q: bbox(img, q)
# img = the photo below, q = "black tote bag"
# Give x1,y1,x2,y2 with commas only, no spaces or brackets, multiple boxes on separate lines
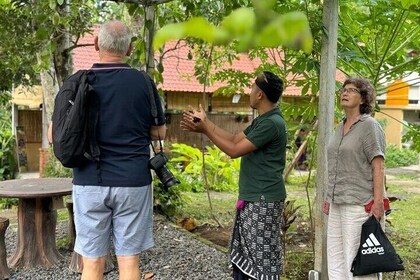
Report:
351,216,404,276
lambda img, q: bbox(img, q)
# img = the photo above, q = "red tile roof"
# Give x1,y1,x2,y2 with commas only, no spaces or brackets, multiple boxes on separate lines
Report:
73,27,344,97
72,26,99,72
158,41,261,94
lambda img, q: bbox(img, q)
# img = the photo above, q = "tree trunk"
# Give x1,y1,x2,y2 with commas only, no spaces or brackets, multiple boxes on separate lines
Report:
8,197,63,269
38,54,59,149
314,0,338,279
39,0,72,149
145,4,156,77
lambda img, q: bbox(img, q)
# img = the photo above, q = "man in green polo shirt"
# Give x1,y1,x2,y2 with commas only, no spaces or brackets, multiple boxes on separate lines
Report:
181,71,287,280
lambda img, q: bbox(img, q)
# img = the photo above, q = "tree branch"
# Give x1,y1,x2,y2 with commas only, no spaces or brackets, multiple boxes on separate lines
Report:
111,0,142,4
378,59,420,81
150,0,174,4
111,0,174,5
373,11,407,85
65,43,94,53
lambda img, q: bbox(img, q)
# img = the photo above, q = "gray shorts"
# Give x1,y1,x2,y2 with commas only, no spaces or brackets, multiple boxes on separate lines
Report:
73,184,154,258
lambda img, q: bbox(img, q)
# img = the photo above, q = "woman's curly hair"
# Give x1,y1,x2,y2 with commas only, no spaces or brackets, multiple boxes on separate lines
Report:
342,77,376,114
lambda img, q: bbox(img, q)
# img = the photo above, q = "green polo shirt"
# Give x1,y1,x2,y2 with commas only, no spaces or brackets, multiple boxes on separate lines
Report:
238,107,287,202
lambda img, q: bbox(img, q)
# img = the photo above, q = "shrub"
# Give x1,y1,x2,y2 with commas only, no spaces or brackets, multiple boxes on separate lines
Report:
385,144,419,168
152,143,241,217
402,123,420,153
41,147,72,178
0,91,16,181
152,179,188,218
0,128,16,181
0,198,18,209
169,143,240,192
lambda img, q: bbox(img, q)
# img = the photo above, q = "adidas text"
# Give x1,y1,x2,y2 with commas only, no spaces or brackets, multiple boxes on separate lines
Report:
361,247,384,255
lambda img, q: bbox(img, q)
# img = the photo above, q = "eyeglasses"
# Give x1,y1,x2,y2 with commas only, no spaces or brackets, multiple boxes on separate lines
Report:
340,87,360,94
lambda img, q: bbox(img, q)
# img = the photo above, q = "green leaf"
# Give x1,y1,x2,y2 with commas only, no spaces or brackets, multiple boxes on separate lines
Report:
157,62,164,73
153,22,186,50
145,19,153,30
183,17,218,42
0,0,11,5
52,13,60,26
154,17,218,50
127,4,139,16
400,0,419,8
220,8,255,37
302,83,309,95
252,0,276,11
49,0,56,10
256,12,313,53
35,28,49,40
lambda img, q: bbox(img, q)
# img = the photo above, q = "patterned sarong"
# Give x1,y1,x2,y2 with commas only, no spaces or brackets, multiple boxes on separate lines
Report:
229,197,284,280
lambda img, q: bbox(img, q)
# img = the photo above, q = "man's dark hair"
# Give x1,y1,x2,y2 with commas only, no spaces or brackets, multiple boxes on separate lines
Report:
255,71,284,103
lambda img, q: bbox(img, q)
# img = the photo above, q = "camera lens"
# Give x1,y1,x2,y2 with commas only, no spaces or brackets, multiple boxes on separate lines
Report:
155,165,180,190
164,176,179,189
149,152,180,191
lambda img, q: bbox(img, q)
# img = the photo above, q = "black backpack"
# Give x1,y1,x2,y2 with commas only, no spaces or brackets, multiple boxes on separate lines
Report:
52,70,100,169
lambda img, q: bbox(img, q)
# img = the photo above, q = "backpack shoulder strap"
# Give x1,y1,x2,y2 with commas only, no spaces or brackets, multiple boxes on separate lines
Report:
81,72,102,182
140,71,158,125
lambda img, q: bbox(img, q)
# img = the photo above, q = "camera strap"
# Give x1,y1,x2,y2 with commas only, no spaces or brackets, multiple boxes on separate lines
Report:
141,71,163,154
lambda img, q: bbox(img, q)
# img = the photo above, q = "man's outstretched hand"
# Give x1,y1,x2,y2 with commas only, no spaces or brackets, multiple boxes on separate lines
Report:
180,104,208,133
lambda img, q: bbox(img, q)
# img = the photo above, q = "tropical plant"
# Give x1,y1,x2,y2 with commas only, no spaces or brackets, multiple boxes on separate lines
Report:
169,143,241,192
337,0,419,85
0,127,15,181
337,0,419,145
281,200,303,256
0,91,16,181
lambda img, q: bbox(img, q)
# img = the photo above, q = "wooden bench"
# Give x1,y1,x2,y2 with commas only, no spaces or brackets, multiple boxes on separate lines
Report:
66,200,114,274
0,217,10,279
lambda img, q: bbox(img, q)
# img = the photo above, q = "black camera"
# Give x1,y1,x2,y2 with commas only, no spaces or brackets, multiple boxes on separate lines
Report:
149,152,180,190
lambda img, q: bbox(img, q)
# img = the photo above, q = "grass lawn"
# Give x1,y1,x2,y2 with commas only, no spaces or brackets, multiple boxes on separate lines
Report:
178,170,420,280
384,175,420,280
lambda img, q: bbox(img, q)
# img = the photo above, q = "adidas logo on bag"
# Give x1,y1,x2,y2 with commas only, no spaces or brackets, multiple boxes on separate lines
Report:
361,233,385,255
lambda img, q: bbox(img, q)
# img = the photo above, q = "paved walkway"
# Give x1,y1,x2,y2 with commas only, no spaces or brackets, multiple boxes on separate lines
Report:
16,172,40,179
385,164,419,176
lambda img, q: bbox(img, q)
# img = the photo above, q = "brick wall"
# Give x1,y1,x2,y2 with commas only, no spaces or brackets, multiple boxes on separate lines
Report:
38,148,50,177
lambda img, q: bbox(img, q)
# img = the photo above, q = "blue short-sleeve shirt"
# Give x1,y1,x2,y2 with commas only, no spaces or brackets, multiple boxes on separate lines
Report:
73,63,165,187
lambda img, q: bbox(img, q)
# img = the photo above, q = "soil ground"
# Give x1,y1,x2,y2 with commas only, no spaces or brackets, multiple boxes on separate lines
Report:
194,224,232,248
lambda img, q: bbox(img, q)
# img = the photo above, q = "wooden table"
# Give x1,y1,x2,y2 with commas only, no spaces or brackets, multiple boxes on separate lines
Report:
0,178,72,269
